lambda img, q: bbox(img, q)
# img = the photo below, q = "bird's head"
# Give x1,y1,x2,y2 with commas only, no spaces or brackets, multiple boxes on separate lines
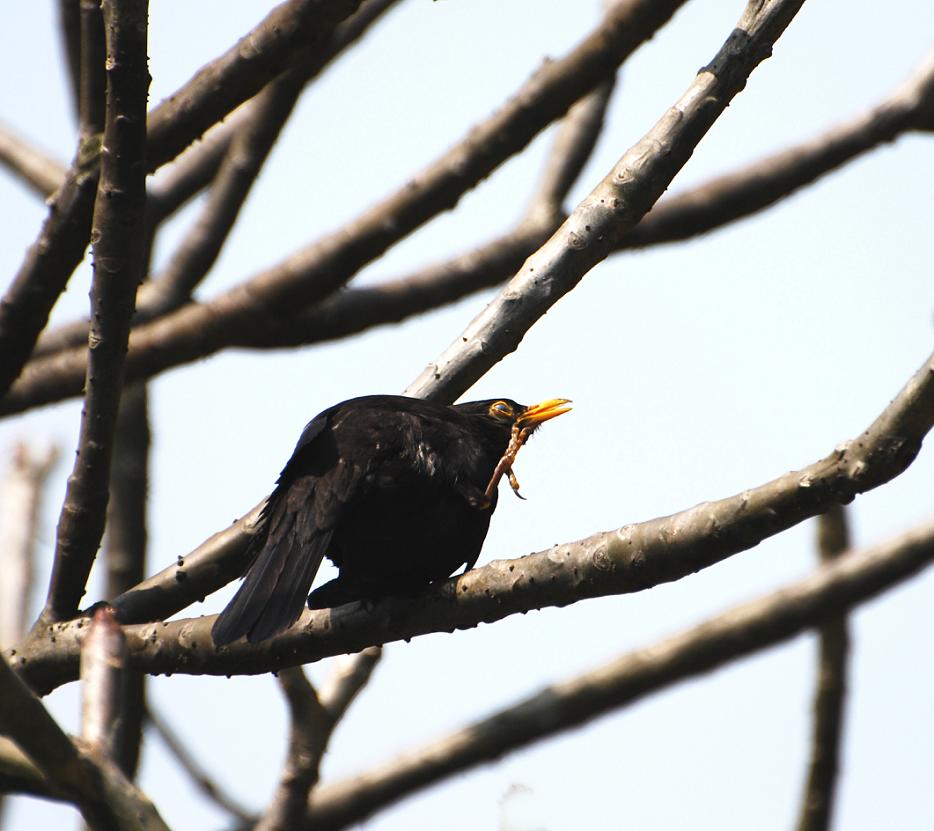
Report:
456,397,572,436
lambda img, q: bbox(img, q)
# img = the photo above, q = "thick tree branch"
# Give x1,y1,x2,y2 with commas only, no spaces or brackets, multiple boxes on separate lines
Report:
12,347,934,693
40,0,150,625
795,506,850,831
0,653,168,830
108,502,265,626
2,0,688,414
406,0,806,400
303,517,934,830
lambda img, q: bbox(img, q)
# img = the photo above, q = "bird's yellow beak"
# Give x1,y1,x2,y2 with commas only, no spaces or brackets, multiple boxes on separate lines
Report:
516,398,572,428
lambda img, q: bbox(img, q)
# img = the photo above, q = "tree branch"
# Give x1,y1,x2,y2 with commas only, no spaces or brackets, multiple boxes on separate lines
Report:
0,442,58,650
144,0,363,171
0,124,67,198
27,0,402,361
257,648,381,831
39,0,150,624
77,0,106,141
0,0,365,399
795,506,850,831
12,347,934,693
1,0,688,414
303,516,934,830
405,0,807,401
104,384,150,777
80,607,127,760
95,50,934,356
256,647,382,831
58,0,82,117
0,653,168,830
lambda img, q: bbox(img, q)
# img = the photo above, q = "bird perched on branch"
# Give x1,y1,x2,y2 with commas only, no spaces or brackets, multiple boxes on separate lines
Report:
211,394,571,646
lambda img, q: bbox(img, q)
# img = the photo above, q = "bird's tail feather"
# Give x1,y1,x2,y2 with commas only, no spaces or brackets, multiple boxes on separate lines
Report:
211,515,330,646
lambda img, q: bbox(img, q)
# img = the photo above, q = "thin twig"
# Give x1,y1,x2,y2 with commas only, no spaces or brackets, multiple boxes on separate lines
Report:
795,505,851,831
38,0,151,628
304,516,934,830
12,346,934,692
146,706,253,823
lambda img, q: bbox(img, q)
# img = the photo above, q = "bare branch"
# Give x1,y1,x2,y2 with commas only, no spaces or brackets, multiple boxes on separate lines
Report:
0,124,67,197
0,442,58,650
525,80,616,224
256,668,330,831
104,384,150,777
620,53,933,250
0,653,169,830
158,49,934,355
258,649,381,831
0,148,99,398
0,736,70,802
304,517,934,830
0,0,367,397
108,502,264,626
40,0,150,624
405,0,808,401
795,506,851,831
144,0,363,171
147,706,253,823
58,0,82,116
13,347,934,692
80,607,127,759
2,0,688,414
238,77,619,349
29,0,403,361
78,0,106,141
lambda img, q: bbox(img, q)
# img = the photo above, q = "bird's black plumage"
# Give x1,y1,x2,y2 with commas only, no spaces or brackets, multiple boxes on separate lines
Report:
211,394,569,646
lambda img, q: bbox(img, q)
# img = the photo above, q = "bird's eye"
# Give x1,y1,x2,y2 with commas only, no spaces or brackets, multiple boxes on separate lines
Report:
489,400,513,419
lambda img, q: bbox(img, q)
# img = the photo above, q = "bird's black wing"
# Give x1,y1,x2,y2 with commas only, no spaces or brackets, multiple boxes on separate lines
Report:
211,409,361,646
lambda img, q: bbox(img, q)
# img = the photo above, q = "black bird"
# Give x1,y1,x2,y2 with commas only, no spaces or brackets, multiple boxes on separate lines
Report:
211,394,570,646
